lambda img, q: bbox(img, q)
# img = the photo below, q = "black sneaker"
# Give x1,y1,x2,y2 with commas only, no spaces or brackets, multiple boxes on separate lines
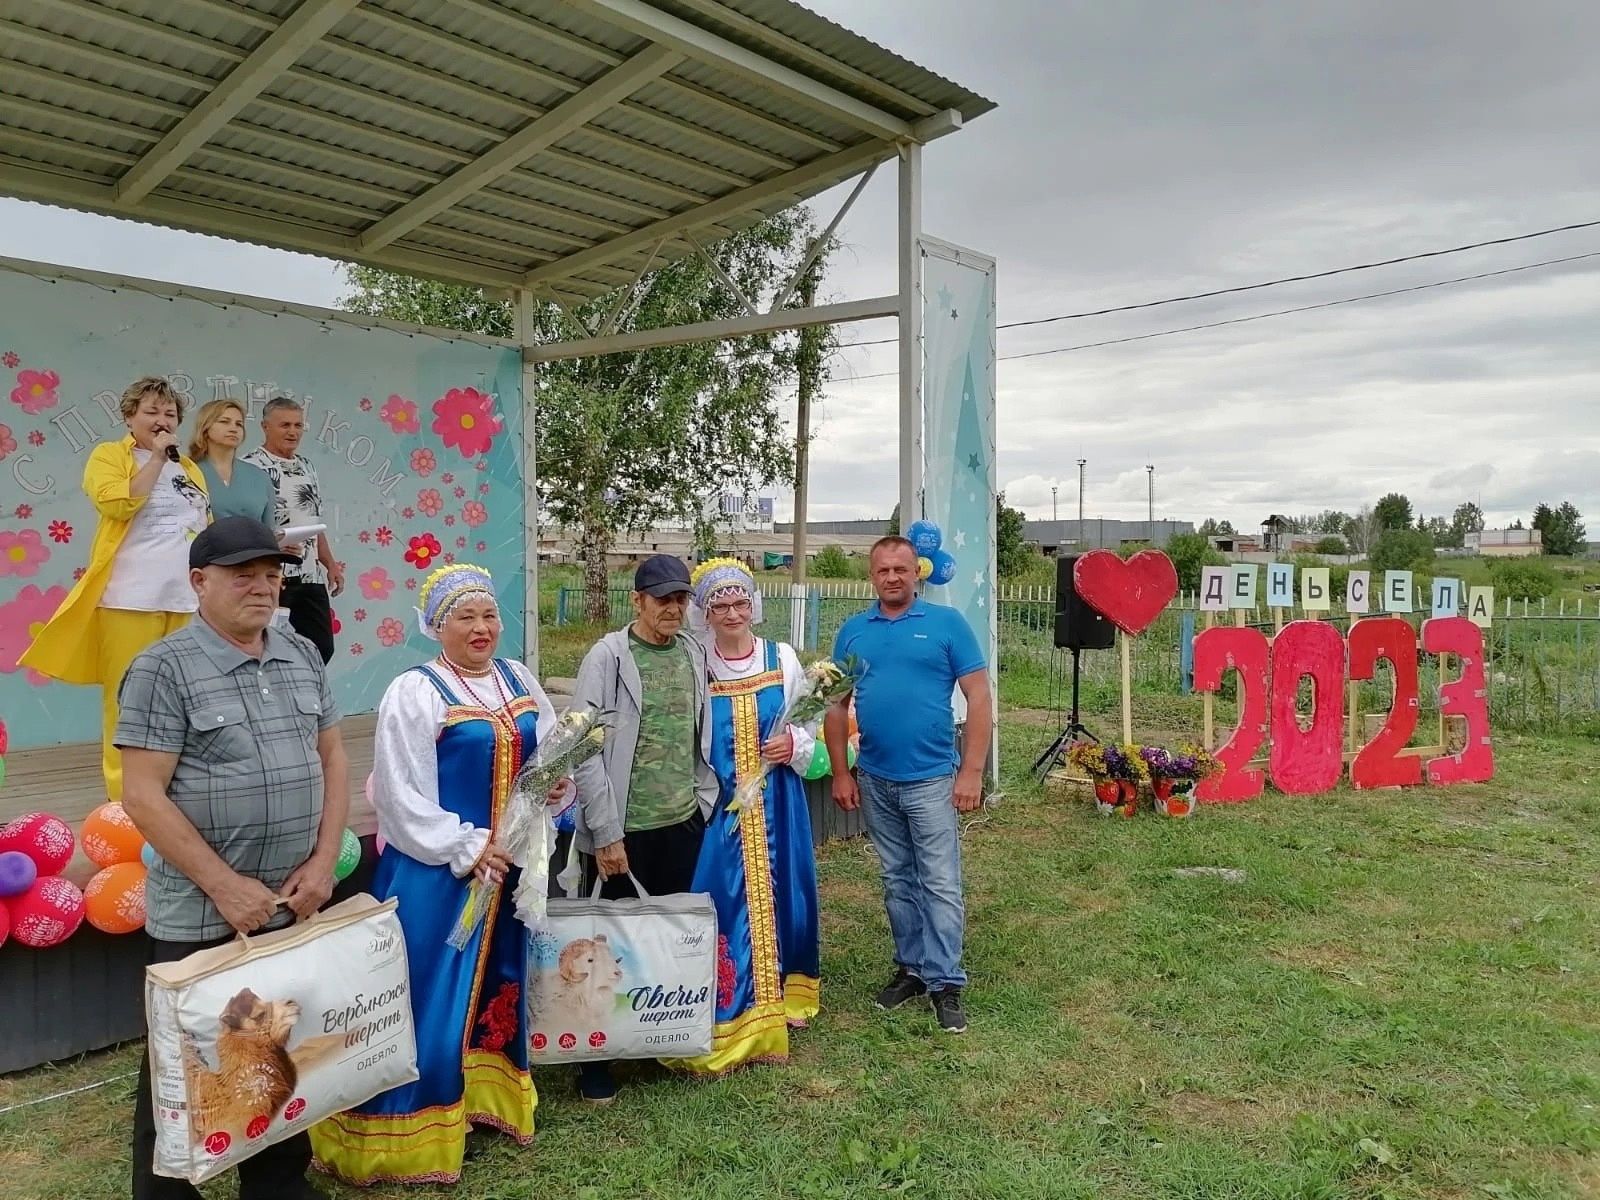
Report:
930,988,968,1034
874,968,928,1011
577,1062,617,1104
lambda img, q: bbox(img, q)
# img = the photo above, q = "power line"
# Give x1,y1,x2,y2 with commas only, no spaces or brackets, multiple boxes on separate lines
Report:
837,250,1600,381
839,217,1600,350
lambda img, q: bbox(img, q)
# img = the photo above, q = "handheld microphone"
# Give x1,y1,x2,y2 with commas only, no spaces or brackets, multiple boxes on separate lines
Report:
165,444,180,463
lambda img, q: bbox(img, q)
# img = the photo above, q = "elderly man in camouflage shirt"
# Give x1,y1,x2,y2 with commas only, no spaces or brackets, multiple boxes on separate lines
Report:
569,554,717,1102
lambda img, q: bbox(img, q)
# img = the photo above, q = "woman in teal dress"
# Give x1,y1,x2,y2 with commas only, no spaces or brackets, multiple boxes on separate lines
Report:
312,563,572,1185
189,399,274,524
670,557,821,1075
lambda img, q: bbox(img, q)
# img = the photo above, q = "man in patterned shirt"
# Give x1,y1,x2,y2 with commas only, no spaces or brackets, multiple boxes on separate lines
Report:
243,396,344,663
119,516,349,1200
570,554,717,1102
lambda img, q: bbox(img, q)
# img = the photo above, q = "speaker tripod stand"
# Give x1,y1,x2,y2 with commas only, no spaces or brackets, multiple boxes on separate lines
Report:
1031,645,1099,781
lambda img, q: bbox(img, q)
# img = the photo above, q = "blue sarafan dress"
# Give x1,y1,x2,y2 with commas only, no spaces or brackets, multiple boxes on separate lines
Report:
313,659,546,1186
671,638,821,1073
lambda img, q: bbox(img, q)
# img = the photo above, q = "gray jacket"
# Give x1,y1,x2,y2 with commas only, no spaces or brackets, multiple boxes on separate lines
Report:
570,628,718,852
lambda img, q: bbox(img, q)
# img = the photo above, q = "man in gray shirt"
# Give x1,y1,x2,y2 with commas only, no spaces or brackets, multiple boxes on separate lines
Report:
118,516,348,1200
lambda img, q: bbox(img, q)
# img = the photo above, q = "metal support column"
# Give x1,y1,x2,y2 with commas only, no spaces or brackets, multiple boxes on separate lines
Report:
515,287,541,673
897,141,923,528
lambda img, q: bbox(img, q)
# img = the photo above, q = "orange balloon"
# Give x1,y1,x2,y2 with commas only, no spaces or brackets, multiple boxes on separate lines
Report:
84,862,147,934
81,803,145,869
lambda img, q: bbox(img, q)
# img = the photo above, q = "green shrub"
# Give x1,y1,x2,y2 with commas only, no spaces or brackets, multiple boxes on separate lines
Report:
810,544,854,579
1489,557,1559,601
1313,535,1347,555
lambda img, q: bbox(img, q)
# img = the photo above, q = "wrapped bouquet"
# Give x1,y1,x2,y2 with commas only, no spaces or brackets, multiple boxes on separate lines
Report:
724,656,861,825
447,707,610,950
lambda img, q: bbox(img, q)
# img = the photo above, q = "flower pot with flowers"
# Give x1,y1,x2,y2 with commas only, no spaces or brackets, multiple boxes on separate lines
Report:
1068,742,1147,816
1140,743,1220,817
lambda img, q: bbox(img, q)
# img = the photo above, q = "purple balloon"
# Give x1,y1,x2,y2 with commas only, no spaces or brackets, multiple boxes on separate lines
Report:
0,850,37,898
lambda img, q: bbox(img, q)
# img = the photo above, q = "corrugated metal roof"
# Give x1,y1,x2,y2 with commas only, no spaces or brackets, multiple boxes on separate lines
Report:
0,0,993,296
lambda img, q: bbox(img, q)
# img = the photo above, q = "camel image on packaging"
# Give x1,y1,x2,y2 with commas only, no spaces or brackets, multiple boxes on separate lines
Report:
527,880,716,1062
144,894,418,1184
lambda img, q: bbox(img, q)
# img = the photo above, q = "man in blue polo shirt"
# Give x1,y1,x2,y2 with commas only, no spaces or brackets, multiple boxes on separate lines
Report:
823,535,992,1034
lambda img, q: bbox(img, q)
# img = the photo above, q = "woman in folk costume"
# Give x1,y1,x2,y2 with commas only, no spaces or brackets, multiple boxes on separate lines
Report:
20,375,209,803
312,564,572,1186
672,557,821,1074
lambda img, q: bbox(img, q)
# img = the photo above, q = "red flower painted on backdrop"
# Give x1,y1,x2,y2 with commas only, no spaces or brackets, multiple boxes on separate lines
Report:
716,934,736,1010
441,473,454,485
461,501,488,528
379,394,419,435
443,515,455,528
405,533,442,570
409,448,435,477
375,526,394,547
0,424,15,461
73,567,85,580
431,387,503,458
0,583,69,684
352,608,367,622
350,643,364,656
476,982,520,1053
358,566,395,601
1,352,17,369
475,459,489,472
0,529,50,577
27,430,44,447
359,397,373,412
47,520,72,544
453,486,466,500
376,617,405,647
330,612,342,635
14,504,31,519
442,552,455,565
455,536,467,549
357,530,371,544
476,541,487,553
478,483,490,496
416,488,443,517
405,578,417,591
402,507,415,520
10,369,60,415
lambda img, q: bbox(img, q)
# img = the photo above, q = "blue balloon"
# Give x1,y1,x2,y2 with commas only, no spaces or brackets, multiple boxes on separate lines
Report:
907,519,942,556
928,549,958,586
141,842,158,870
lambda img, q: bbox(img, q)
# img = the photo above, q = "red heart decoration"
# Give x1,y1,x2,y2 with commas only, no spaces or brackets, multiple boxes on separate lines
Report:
1073,549,1178,636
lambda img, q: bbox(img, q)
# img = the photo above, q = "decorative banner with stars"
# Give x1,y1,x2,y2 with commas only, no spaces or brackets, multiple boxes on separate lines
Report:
919,237,998,750
0,262,524,751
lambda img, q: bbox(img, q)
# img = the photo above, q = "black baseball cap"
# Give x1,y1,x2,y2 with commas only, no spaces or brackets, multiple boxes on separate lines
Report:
189,517,301,570
634,554,692,598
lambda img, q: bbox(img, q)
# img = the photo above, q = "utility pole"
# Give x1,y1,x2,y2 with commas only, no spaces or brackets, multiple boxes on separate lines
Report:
1076,458,1086,534
791,268,823,647
1051,484,1058,523
1146,464,1155,529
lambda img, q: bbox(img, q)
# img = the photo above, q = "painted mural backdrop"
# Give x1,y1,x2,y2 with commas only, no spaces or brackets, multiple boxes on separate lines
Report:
0,264,523,750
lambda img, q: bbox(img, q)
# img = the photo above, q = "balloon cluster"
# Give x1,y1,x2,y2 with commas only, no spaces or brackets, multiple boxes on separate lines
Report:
0,804,367,951
906,520,958,587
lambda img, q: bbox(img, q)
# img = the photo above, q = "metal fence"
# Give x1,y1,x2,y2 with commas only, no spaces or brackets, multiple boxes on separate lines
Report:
554,585,1600,733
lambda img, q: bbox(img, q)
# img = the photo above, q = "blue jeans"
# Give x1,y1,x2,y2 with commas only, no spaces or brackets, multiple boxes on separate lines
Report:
857,771,967,991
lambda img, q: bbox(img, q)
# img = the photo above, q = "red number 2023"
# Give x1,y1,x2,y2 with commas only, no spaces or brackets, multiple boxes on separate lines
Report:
1192,626,1269,803
1346,616,1422,789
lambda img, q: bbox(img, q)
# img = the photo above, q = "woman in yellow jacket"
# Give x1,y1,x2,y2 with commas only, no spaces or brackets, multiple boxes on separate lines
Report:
20,376,210,802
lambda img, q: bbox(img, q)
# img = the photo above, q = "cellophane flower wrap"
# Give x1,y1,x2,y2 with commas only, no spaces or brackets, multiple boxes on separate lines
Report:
724,656,861,825
447,708,609,950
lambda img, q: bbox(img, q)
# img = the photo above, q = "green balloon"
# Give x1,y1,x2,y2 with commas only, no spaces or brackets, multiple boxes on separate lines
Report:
0,755,6,789
801,740,856,781
334,828,361,882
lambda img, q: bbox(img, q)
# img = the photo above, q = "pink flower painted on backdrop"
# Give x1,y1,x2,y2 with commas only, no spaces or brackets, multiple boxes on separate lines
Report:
357,530,371,544
27,431,44,448
376,617,405,647
353,608,367,622
375,526,394,547
47,521,72,544
359,397,373,412
402,507,414,520
455,536,467,549
358,566,395,601
441,473,454,486
0,529,50,577
478,483,490,496
10,369,60,416
453,486,466,500
379,394,420,435
14,504,32,519
475,541,487,553
442,553,455,565
405,578,417,591
1,352,17,369
350,643,364,657
409,448,436,477
461,500,488,528
416,488,443,517
431,388,503,459
0,583,69,684
443,515,455,528
0,424,15,461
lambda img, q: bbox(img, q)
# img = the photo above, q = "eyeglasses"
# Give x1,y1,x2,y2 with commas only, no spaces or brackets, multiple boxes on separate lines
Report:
706,599,753,617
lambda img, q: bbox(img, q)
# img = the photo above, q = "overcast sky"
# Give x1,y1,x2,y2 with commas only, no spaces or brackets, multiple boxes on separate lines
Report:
3,0,1596,531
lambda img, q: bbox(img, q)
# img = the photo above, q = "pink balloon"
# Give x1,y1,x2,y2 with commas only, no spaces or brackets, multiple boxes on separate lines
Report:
374,832,387,855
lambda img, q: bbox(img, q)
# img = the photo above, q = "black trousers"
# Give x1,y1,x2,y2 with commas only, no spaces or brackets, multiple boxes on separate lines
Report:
280,579,333,664
132,935,315,1200
581,811,707,899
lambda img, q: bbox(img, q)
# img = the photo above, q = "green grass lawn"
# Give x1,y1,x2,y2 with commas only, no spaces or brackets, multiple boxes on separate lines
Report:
4,711,1598,1199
